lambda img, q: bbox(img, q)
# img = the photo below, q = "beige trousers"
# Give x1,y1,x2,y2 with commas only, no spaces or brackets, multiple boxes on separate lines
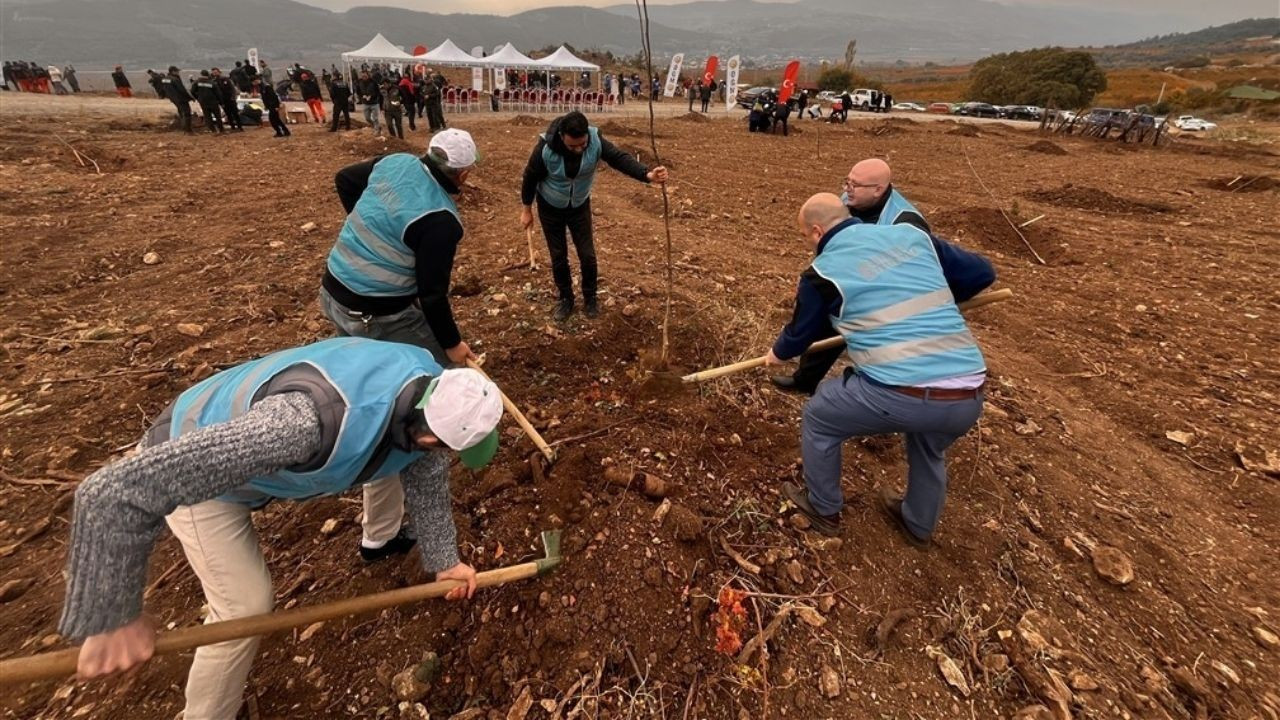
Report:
164,481,404,719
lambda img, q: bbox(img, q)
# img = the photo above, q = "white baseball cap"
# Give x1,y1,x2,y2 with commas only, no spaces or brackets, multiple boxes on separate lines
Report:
416,368,502,469
428,128,478,169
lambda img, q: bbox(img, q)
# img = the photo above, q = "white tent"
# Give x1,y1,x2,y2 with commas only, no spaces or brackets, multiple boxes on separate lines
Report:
421,39,487,68
534,46,600,71
485,43,541,69
341,33,415,63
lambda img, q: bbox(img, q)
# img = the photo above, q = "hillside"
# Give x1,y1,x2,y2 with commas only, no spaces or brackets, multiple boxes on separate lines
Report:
1094,17,1280,67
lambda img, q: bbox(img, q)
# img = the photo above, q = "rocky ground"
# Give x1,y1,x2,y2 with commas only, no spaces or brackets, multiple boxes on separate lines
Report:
0,95,1277,719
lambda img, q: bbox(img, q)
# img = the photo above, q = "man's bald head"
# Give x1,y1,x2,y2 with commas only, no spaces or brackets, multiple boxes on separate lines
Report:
844,158,892,210
797,193,849,252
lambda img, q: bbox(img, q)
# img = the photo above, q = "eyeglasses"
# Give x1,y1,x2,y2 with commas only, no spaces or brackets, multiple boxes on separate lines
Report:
843,179,881,190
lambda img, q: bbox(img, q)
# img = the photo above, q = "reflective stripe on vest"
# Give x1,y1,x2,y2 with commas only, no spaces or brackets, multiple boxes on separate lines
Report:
326,153,459,297
811,223,985,387
166,337,441,505
537,127,601,209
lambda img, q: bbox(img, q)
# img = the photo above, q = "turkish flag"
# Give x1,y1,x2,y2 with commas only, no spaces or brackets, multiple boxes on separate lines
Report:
778,60,800,104
413,45,428,56
702,56,719,86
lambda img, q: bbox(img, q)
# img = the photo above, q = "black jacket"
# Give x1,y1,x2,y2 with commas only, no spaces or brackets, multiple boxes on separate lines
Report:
111,70,131,88
300,75,323,101
520,116,651,206
214,76,236,104
356,78,381,105
160,73,192,103
324,156,466,348
329,79,351,106
260,83,282,110
192,76,220,106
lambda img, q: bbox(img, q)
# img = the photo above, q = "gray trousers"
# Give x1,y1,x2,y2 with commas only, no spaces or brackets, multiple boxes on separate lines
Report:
318,288,447,545
801,370,983,537
362,103,381,133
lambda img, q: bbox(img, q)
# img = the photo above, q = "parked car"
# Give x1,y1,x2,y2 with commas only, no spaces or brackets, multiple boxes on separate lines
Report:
926,102,953,114
1084,108,1129,126
849,88,878,110
1045,109,1077,122
1001,105,1042,121
955,102,999,118
1174,115,1217,131
735,86,774,109
892,101,926,112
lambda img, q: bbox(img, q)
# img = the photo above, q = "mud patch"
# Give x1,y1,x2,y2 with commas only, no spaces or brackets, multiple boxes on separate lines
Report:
947,124,981,137
675,112,710,123
1023,184,1176,214
507,114,545,127
864,122,910,137
933,206,1076,265
1026,140,1068,155
598,120,648,138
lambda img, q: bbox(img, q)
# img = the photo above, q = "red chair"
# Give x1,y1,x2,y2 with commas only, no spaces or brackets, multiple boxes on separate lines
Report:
604,93,615,113
468,88,479,112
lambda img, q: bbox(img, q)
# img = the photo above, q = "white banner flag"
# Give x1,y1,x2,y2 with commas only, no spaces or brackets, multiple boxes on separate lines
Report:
471,46,485,91
247,48,259,69
663,53,684,98
492,45,507,91
724,55,740,110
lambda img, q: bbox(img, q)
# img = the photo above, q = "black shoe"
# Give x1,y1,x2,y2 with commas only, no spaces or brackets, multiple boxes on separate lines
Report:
875,486,931,549
583,298,600,319
781,481,840,537
552,299,574,322
770,375,816,394
359,526,417,563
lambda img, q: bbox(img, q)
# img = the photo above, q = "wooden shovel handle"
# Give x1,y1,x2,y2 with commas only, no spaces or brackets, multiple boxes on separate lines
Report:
465,358,556,463
0,562,540,685
682,288,1013,383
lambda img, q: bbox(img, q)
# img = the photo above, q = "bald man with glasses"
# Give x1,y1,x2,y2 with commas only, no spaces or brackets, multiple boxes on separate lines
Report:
771,159,998,393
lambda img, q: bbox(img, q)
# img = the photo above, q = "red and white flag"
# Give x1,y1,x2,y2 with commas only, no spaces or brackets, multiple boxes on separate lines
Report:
701,56,719,86
778,60,800,104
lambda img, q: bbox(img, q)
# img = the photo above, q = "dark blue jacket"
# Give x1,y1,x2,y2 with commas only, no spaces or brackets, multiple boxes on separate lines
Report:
772,217,996,360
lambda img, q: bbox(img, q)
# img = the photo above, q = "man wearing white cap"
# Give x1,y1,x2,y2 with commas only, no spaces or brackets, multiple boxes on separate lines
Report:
320,128,483,566
60,337,502,718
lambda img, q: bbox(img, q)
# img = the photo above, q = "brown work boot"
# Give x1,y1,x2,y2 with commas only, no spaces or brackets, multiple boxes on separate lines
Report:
875,486,931,549
781,481,840,537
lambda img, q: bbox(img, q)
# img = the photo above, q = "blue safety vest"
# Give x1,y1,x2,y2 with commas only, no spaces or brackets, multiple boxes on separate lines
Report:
812,224,985,387
840,187,928,231
160,338,440,506
326,153,459,297
537,127,601,209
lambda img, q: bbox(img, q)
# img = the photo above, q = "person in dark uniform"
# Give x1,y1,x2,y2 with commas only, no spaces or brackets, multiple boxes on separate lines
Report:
398,73,418,132
146,69,164,98
519,112,669,321
796,89,808,120
192,70,224,134
381,79,405,139
328,71,352,132
699,80,714,113
111,65,133,98
256,77,290,137
211,68,243,132
160,66,193,133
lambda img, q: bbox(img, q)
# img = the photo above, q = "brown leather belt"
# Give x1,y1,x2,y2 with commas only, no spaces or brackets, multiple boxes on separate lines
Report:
889,384,985,400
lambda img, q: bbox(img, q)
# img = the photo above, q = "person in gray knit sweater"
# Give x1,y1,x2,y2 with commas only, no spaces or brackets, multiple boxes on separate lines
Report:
61,337,502,720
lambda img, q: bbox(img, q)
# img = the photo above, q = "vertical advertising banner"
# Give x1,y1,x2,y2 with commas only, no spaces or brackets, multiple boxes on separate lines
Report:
701,55,719,86
662,53,684,98
471,46,485,91
724,55,740,110
247,48,259,69
778,60,800,104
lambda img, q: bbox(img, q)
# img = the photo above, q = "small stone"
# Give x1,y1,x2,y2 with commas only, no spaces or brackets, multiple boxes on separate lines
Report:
492,293,509,304
269,240,285,249
1210,660,1239,684
817,595,837,613
785,560,805,585
538,591,551,609
320,518,341,536
1068,669,1099,691
298,621,324,642
1253,625,1279,650
539,699,557,713
1014,419,1042,436
300,221,318,233
789,513,811,530
1135,304,1148,312
175,323,204,338
795,606,826,628
622,303,638,317
819,664,841,698
982,653,1010,673
0,578,35,603
142,252,161,265
40,633,61,648
397,701,430,720
392,668,430,703
1092,545,1135,586
1013,706,1053,720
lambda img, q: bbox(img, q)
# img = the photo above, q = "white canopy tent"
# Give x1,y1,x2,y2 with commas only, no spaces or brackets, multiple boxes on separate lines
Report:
420,39,486,69
534,46,601,72
341,33,415,64
485,43,541,69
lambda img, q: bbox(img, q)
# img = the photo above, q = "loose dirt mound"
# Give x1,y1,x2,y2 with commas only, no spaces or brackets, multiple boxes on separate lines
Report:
1200,175,1278,192
864,122,909,137
933,206,1075,265
598,120,647,137
674,112,710,123
1023,184,1176,214
1026,140,1068,155
507,115,545,127
947,124,981,137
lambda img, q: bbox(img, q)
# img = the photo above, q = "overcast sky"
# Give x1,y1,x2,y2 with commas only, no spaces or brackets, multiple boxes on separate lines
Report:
297,0,1275,27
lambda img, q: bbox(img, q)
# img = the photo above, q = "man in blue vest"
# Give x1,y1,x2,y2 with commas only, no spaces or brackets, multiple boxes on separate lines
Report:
519,111,669,321
60,337,502,717
767,193,989,547
321,128,480,567
771,159,995,393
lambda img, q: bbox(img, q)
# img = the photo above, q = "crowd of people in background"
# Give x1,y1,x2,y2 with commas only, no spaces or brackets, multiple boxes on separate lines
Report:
2,60,79,94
